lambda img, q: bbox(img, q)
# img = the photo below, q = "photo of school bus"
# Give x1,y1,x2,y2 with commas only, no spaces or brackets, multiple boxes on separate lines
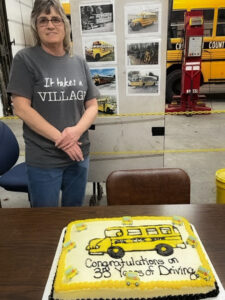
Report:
127,42,159,65
86,224,186,259
80,4,113,32
130,12,158,31
61,2,113,32
93,74,115,86
97,97,116,114
85,41,114,61
129,74,158,88
166,0,225,102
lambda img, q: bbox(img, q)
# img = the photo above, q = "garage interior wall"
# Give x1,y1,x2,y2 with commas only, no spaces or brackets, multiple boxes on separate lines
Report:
5,0,34,56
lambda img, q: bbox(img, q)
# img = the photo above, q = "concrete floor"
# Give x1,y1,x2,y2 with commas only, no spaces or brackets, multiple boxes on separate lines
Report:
1,88,225,207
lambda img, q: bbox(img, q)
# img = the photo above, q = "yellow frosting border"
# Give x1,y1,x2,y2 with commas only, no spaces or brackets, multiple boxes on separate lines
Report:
54,216,215,293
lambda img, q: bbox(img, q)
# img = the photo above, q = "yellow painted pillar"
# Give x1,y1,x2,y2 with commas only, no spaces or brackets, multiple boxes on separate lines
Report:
216,169,225,204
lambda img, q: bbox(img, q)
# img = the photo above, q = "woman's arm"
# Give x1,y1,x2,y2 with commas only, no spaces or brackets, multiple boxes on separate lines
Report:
12,95,62,142
55,98,98,150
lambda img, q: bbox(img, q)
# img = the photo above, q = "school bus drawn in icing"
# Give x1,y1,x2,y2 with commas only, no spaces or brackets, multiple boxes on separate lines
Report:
86,224,186,259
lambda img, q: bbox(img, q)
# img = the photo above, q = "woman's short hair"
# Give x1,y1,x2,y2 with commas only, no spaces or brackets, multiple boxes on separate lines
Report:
30,0,72,53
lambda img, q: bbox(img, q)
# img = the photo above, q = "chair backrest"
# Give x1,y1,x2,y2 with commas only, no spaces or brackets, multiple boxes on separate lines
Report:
106,168,190,205
0,121,19,175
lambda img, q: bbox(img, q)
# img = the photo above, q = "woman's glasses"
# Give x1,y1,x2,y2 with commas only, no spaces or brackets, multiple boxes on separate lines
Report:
37,16,64,27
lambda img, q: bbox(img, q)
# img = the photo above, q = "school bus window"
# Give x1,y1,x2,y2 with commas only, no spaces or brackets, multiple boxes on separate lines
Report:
202,9,214,36
192,9,214,36
146,228,158,235
216,9,225,36
160,227,172,235
105,229,122,237
127,229,142,236
170,10,186,38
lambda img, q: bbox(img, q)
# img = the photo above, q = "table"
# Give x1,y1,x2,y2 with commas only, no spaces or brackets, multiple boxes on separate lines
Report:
0,204,224,300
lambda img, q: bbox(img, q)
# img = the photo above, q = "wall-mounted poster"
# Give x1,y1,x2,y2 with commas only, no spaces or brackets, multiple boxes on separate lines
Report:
126,39,160,66
83,36,116,63
80,3,114,34
90,67,117,93
125,3,161,36
97,94,118,115
127,68,160,96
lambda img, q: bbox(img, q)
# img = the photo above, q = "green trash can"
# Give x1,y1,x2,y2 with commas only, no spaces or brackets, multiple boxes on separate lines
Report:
215,169,225,204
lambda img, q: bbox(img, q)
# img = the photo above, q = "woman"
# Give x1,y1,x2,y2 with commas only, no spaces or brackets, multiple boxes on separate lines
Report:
7,0,99,207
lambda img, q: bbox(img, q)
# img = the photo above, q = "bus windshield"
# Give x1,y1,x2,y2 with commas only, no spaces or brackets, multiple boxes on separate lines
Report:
169,9,214,39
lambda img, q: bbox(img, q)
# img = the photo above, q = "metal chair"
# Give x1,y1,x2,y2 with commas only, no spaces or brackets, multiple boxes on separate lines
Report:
106,168,190,205
0,121,29,207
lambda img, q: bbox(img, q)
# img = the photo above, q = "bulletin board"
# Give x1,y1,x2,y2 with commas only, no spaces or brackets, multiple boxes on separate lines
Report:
70,0,169,182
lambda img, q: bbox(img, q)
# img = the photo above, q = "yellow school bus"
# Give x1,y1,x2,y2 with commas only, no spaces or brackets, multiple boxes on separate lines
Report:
129,75,158,88
130,12,158,31
86,224,186,259
85,41,114,61
93,74,115,86
167,0,225,102
97,97,116,114
129,77,157,88
61,1,70,15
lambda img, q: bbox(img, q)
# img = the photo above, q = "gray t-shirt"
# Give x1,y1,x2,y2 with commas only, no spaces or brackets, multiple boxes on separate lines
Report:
7,46,99,168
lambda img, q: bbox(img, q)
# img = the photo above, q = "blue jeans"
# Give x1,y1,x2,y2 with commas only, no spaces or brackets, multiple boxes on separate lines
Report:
27,157,89,207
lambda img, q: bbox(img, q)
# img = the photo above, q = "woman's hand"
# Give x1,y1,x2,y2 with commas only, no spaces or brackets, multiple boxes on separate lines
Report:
63,142,84,161
55,126,81,150
55,127,84,161
55,98,98,161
